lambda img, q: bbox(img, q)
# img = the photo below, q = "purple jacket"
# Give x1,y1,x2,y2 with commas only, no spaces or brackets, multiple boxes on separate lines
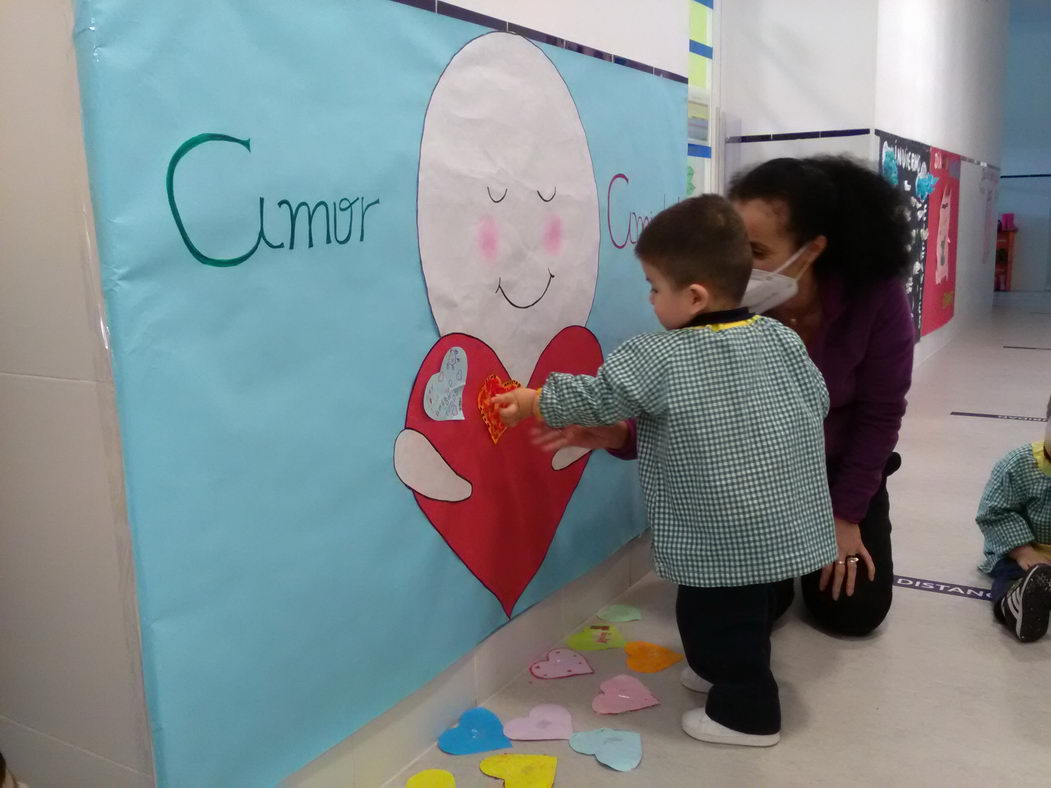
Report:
612,276,915,524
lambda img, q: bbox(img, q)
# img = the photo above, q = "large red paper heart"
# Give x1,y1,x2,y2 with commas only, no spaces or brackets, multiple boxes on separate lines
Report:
405,327,602,616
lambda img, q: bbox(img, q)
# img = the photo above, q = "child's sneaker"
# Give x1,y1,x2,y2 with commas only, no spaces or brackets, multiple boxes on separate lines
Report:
681,710,780,747
680,666,713,693
998,564,1051,642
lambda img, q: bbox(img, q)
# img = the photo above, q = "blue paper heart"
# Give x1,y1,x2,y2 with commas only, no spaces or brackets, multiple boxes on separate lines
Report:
438,707,511,756
424,346,467,421
570,728,642,772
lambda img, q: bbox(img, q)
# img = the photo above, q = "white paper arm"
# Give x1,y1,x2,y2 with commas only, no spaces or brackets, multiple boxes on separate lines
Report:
394,429,472,502
552,446,590,471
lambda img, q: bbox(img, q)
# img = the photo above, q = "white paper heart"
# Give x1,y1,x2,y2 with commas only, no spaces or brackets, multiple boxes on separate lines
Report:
424,346,467,421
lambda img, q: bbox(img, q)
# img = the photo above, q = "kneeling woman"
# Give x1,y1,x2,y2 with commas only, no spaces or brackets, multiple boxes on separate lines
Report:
540,155,915,637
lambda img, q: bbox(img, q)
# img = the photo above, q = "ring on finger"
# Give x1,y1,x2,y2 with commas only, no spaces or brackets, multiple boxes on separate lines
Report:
835,560,846,566
846,555,860,565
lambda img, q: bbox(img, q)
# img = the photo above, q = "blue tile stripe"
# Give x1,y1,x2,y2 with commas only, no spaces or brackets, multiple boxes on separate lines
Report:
387,0,687,83
693,0,715,8
688,143,712,159
950,411,1046,423
389,0,436,10
689,40,714,59
727,128,871,144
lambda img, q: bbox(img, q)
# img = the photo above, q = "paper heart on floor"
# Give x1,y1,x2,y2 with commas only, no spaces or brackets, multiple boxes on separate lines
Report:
503,704,573,741
598,604,641,623
479,754,557,788
569,728,642,772
624,641,683,673
478,374,521,444
592,674,660,714
424,346,468,421
565,624,626,651
407,768,457,788
528,648,593,679
437,707,511,755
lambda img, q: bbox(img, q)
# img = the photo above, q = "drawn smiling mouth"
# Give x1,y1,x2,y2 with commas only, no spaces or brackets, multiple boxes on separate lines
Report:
496,271,555,309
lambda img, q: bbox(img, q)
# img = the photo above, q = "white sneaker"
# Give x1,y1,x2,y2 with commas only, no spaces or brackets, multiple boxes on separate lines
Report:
680,666,713,693
681,709,781,747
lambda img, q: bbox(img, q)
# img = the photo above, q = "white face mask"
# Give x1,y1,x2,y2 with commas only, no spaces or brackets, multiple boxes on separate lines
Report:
741,245,809,314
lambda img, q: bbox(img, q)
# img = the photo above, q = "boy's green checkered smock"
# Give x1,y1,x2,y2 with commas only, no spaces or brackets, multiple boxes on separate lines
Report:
540,315,837,587
977,443,1051,573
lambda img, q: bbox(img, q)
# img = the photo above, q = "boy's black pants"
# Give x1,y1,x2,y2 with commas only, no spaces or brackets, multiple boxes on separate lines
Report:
676,582,783,735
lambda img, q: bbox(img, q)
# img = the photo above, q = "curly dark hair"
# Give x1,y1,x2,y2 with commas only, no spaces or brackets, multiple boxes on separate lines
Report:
728,155,911,292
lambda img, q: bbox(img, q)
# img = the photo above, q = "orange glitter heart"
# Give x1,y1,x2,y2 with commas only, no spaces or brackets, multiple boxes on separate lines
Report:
478,374,521,444
624,641,683,673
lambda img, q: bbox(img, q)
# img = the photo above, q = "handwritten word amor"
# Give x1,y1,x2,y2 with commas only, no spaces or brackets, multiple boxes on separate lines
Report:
166,133,380,268
606,173,662,250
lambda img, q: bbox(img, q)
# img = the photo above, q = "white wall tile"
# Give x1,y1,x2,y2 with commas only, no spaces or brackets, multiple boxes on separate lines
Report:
286,654,475,788
560,545,633,632
0,0,108,383
628,532,654,585
0,716,151,788
473,592,562,703
349,654,475,788
0,374,151,774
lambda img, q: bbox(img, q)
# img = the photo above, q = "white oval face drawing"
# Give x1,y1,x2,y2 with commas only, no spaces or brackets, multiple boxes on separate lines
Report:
418,33,599,382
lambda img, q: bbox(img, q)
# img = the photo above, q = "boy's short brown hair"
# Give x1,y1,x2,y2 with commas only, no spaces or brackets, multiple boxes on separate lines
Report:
635,194,753,302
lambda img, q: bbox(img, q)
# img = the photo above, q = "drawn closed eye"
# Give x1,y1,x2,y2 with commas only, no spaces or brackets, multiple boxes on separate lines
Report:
537,186,557,203
487,186,508,204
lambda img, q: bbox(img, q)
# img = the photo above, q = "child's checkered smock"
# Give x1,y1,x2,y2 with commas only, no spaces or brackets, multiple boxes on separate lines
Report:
540,315,837,587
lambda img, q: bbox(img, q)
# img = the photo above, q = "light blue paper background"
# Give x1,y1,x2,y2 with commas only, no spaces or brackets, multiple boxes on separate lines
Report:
74,1,684,783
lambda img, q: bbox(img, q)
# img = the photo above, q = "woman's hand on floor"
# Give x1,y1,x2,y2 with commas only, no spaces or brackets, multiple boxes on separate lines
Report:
1008,544,1051,572
819,518,876,601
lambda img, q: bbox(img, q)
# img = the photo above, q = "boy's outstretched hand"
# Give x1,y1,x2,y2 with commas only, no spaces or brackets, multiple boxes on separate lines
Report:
491,387,540,428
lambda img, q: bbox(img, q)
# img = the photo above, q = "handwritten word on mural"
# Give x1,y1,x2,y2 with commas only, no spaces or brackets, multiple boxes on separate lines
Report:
606,173,663,250
166,133,380,267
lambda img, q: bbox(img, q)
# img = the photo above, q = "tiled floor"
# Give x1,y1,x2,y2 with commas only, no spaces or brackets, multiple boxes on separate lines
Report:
392,306,1051,787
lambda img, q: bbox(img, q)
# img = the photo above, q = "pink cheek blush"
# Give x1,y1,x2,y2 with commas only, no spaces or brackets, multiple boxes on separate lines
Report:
478,216,500,261
543,215,563,255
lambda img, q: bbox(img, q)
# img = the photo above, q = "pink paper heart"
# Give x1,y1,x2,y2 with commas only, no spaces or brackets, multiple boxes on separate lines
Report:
503,704,573,741
529,648,594,680
591,674,660,715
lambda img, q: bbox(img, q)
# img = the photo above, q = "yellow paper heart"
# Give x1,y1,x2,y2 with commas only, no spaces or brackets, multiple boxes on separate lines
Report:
624,641,683,673
406,769,456,788
480,754,557,788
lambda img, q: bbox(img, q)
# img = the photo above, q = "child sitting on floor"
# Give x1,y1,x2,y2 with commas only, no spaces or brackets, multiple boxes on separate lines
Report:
493,195,836,747
976,394,1051,642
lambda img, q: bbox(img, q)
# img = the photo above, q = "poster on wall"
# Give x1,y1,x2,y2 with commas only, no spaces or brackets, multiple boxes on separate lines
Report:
74,0,684,784
920,147,961,335
877,130,932,334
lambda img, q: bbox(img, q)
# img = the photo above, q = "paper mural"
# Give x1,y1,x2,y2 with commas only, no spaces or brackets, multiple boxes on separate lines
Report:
396,33,606,616
920,147,960,335
877,131,932,334
73,0,683,783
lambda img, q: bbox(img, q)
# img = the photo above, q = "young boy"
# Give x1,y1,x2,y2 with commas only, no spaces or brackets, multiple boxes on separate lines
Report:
494,195,836,747
976,394,1051,643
